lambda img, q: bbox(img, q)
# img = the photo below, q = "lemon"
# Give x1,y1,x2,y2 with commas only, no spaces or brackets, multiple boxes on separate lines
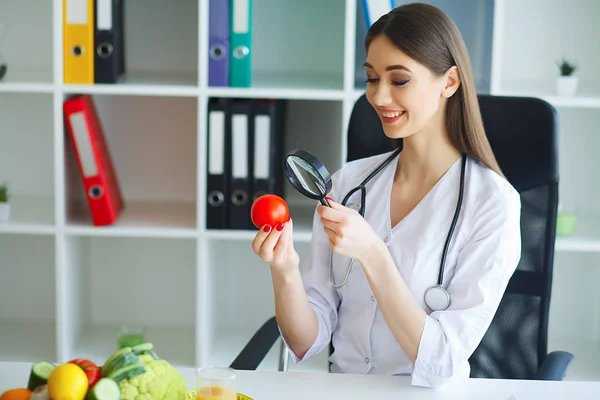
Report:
47,363,89,400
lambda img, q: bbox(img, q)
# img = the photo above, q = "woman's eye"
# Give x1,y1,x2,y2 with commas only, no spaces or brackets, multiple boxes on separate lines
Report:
392,79,410,86
365,77,379,83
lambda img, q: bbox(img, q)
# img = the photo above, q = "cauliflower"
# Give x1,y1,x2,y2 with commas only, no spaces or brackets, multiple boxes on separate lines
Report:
118,354,186,400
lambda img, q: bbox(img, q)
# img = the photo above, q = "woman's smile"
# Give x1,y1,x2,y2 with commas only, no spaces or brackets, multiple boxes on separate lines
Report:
379,109,406,124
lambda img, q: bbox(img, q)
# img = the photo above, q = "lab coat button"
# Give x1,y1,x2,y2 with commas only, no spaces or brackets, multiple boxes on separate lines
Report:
365,358,370,364
384,237,389,243
371,295,375,302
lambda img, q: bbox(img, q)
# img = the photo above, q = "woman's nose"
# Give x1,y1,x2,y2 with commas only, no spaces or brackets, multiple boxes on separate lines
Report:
372,82,393,106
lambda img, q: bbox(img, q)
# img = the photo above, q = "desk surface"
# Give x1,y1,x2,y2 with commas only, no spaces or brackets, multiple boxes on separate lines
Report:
1,361,599,399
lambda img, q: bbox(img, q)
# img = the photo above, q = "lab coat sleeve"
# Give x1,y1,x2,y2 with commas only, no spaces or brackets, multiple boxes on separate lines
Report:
411,185,522,387
278,171,343,363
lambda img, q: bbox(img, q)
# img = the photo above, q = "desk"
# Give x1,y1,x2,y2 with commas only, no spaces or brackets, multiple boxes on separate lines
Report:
1,361,599,399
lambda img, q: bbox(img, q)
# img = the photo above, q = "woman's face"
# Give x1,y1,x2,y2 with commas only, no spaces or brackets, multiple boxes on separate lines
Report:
364,34,457,140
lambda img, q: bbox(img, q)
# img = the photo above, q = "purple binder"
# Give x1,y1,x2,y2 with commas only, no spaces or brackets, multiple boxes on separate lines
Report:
209,0,230,86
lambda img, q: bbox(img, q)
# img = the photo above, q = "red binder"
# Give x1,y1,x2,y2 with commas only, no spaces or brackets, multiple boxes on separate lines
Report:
64,95,125,226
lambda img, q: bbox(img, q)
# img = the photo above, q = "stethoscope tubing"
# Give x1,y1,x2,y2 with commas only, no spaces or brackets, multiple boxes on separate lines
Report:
329,149,467,310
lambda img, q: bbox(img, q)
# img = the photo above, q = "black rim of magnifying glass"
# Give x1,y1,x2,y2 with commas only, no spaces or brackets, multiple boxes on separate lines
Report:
282,149,333,205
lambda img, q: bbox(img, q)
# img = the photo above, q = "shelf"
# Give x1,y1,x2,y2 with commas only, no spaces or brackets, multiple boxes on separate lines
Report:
215,0,345,91
0,1,54,85
0,234,56,362
0,195,55,234
64,94,198,232
62,235,197,366
0,92,55,228
0,68,55,93
498,0,600,107
555,213,600,253
74,0,200,88
207,72,345,100
0,320,57,363
498,80,600,108
65,200,197,238
62,71,199,97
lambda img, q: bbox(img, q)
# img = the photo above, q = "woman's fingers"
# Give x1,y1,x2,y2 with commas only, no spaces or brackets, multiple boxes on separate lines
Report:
260,222,286,261
273,219,293,263
251,224,273,256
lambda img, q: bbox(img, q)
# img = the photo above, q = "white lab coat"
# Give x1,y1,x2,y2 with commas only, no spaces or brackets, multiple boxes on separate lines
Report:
279,149,522,388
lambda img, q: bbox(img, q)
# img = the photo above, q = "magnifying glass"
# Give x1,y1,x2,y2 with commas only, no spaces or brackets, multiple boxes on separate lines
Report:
282,149,333,207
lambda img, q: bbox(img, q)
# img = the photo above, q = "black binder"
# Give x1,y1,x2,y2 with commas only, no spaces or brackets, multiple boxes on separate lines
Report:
250,99,287,201
227,99,253,230
206,98,231,229
94,0,126,83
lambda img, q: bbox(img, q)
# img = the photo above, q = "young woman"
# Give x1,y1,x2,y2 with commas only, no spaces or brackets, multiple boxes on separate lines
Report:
251,3,521,388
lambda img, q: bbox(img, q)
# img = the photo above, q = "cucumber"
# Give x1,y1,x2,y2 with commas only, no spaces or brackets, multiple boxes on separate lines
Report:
102,350,140,377
28,361,56,391
131,342,153,355
86,378,120,400
107,363,146,383
102,347,132,376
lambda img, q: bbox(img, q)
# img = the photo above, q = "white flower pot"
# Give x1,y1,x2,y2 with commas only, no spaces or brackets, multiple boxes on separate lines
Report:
556,76,578,96
0,202,10,221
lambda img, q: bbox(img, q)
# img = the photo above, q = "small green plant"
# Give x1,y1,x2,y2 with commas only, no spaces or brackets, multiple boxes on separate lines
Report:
0,184,8,203
556,57,577,76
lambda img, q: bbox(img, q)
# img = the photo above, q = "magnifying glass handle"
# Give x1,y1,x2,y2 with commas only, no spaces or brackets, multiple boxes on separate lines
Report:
320,197,332,207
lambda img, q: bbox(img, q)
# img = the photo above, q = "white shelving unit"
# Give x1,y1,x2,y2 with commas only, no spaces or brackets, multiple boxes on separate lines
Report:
0,0,599,380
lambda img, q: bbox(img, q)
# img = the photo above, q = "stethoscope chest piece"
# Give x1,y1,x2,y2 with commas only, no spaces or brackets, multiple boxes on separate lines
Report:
424,285,451,311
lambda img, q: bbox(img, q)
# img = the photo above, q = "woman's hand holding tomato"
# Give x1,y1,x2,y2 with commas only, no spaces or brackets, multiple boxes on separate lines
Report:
251,195,299,274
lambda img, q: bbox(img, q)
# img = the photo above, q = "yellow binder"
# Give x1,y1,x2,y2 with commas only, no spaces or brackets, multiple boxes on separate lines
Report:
63,0,94,84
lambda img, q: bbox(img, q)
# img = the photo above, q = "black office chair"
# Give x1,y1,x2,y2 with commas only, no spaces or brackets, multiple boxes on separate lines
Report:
230,93,574,381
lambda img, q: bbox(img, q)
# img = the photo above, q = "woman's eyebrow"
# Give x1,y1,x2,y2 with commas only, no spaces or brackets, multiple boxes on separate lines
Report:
363,62,412,72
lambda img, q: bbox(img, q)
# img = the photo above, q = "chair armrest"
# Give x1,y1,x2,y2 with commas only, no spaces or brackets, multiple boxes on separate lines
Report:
229,316,281,371
533,350,574,381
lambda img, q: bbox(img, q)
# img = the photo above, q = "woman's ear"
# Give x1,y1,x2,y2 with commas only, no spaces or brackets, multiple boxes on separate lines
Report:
441,66,461,98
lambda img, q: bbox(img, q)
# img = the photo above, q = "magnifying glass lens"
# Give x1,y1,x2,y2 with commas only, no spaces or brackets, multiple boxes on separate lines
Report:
282,149,333,205
285,156,326,196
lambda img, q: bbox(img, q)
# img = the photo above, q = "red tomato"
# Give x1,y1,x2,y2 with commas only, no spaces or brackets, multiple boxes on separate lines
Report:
68,358,102,389
251,194,289,229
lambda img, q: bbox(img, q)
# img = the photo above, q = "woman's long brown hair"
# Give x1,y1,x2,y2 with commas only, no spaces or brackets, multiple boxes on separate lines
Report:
365,3,504,178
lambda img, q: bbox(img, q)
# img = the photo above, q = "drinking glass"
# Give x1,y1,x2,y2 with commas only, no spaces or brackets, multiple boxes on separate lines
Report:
195,367,236,400
117,325,146,349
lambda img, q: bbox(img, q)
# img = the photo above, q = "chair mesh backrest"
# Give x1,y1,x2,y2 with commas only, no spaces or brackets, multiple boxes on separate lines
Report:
346,94,559,380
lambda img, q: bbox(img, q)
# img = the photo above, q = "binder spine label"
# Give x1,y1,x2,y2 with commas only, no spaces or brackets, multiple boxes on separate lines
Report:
69,112,98,177
232,114,248,178
253,116,270,179
233,0,249,33
67,0,88,24
97,0,113,29
209,111,225,174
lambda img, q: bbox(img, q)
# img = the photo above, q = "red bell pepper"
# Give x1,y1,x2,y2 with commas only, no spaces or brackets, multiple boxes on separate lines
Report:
68,358,102,389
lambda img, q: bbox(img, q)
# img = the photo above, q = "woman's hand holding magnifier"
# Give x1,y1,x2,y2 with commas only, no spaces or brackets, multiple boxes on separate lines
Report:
318,197,383,264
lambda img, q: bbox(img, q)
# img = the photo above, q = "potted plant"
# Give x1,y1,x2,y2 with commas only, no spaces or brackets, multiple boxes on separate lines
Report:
556,57,578,96
0,183,10,221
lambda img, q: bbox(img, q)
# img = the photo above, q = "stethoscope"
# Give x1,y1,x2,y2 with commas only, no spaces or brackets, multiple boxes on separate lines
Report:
282,148,467,312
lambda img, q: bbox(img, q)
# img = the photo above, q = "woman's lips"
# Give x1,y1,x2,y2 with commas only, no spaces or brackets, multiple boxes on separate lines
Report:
380,110,405,124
